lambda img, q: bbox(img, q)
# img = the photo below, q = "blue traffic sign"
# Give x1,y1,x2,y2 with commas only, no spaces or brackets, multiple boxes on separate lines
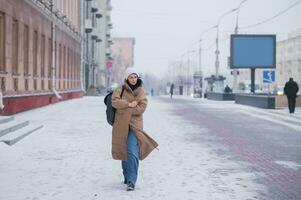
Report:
263,71,275,83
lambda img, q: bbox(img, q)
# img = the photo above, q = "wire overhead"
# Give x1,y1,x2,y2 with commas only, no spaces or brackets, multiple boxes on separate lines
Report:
240,0,301,29
170,0,301,64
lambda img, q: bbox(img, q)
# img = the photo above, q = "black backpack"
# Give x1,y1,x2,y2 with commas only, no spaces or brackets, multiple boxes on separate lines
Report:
104,86,125,126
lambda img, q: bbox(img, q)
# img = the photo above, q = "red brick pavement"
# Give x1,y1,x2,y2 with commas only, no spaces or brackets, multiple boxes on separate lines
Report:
178,106,301,200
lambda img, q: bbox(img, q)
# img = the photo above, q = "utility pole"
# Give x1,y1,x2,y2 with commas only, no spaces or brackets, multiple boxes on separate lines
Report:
198,39,202,75
233,0,248,93
185,50,195,96
197,25,217,97
214,9,237,92
187,53,190,96
215,9,237,78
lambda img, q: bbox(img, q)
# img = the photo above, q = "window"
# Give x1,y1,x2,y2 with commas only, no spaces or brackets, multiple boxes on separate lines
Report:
92,13,96,27
0,12,5,71
75,54,78,80
33,30,38,76
12,19,19,74
67,48,70,80
24,25,29,75
63,46,66,79
71,50,73,81
41,34,45,77
58,43,62,79
63,0,66,16
48,38,52,78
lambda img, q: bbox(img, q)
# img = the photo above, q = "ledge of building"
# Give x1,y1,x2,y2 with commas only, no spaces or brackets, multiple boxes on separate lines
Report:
0,90,84,115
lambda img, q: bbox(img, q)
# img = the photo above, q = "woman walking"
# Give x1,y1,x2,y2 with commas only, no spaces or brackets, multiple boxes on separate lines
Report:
111,68,158,191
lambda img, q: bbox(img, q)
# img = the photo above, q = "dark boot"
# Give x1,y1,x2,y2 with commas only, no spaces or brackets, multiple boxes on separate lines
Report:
126,181,135,191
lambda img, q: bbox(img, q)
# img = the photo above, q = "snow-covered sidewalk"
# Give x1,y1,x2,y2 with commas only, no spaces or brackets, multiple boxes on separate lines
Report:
0,97,266,200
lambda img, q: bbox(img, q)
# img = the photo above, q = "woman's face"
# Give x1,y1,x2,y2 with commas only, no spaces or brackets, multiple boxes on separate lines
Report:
127,73,138,85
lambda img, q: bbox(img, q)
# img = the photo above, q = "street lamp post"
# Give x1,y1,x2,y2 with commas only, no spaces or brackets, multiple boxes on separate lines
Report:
182,50,195,96
215,8,237,78
198,25,217,75
233,0,248,92
178,53,186,95
197,25,217,97
235,0,248,34
187,50,195,96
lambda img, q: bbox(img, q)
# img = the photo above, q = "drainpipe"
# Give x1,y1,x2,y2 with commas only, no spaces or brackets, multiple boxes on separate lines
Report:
80,0,86,92
50,0,61,99
0,92,4,109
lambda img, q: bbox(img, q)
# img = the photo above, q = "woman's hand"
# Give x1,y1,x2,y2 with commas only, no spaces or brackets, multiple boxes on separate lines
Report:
128,101,138,108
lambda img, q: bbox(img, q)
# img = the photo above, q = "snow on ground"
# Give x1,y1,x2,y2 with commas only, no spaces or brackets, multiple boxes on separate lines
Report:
0,96,266,200
274,161,301,171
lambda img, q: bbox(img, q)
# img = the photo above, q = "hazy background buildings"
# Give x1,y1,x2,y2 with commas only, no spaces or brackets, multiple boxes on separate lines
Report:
111,0,301,94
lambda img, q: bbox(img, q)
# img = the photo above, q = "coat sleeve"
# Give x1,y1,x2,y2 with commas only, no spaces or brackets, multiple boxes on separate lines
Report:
112,87,129,109
284,83,288,95
132,93,148,115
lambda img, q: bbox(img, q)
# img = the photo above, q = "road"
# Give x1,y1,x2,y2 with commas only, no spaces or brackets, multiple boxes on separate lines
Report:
159,96,301,200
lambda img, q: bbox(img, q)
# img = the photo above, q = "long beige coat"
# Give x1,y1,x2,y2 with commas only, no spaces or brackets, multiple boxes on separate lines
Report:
111,82,158,160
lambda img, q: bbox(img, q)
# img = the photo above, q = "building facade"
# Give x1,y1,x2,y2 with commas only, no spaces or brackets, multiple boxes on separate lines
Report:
0,0,83,115
95,0,112,89
110,37,135,84
81,0,112,92
276,30,301,88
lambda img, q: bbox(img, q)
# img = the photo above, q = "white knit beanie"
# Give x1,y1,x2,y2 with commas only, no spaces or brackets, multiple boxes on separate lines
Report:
125,68,139,79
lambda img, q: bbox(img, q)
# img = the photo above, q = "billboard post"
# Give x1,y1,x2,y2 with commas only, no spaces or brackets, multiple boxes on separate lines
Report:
251,68,255,93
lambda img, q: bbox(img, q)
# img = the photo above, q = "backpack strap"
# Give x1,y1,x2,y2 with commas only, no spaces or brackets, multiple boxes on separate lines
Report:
120,85,125,98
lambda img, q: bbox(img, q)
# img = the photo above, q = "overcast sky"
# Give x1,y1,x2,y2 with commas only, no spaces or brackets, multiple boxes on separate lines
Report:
111,0,301,78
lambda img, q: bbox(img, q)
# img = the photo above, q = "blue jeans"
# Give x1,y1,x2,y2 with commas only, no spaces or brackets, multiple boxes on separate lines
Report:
122,129,139,184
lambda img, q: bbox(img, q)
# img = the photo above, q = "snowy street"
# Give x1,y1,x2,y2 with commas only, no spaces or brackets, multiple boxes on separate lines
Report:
1,96,301,200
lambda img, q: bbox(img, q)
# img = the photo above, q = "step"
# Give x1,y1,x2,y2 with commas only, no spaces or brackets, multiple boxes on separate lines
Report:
0,124,43,146
0,121,29,138
0,116,14,124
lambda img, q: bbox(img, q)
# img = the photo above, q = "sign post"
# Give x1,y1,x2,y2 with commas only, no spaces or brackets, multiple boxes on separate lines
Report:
263,70,275,94
263,70,275,83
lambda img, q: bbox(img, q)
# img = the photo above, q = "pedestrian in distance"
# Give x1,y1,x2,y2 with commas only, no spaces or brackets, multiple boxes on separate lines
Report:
284,77,299,114
151,88,154,96
111,68,158,191
170,83,174,99
224,85,231,94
